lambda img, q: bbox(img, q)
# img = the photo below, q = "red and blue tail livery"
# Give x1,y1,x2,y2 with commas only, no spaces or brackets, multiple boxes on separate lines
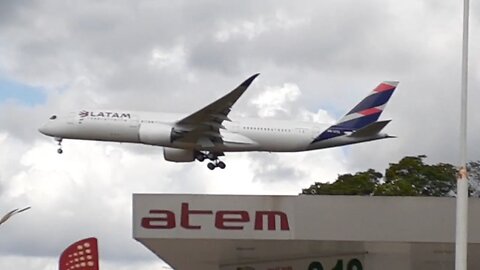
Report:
312,81,398,144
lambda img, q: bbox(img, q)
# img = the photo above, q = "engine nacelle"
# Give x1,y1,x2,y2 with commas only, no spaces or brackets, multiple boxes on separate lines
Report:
163,147,195,162
139,123,173,146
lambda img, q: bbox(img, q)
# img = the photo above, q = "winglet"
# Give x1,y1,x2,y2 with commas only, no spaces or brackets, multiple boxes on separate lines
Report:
240,73,260,88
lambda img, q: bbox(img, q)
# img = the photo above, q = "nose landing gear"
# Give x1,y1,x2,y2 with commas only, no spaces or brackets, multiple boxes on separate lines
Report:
55,138,63,154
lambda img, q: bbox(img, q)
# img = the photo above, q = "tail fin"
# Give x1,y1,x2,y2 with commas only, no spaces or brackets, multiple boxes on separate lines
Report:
312,81,398,143
336,81,398,130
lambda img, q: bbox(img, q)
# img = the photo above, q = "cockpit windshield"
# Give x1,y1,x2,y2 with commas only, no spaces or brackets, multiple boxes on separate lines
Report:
49,115,57,120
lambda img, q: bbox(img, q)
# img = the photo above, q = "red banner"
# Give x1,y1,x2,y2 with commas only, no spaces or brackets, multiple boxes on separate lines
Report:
59,237,99,270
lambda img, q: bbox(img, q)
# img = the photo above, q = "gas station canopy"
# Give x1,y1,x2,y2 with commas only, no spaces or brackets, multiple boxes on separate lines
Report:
133,194,480,270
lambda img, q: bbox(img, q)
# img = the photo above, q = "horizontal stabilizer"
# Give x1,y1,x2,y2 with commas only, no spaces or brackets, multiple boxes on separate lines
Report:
349,120,391,138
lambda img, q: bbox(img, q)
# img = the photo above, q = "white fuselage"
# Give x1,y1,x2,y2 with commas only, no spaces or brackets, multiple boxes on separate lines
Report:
39,110,389,154
39,111,327,151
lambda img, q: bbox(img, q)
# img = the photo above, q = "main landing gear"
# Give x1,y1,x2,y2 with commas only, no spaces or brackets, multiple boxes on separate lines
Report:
55,137,63,154
207,160,226,170
195,151,226,170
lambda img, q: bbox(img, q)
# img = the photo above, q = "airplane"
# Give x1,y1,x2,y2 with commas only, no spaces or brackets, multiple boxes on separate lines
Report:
39,74,398,170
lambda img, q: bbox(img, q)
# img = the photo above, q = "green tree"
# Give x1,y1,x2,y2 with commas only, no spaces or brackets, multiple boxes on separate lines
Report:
377,155,457,196
302,169,382,195
468,161,480,197
301,155,478,197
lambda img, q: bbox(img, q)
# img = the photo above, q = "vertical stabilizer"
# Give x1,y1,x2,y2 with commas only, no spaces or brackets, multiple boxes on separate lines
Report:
312,81,398,143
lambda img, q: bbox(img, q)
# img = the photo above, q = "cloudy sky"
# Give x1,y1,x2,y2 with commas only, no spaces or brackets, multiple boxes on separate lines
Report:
1,0,480,269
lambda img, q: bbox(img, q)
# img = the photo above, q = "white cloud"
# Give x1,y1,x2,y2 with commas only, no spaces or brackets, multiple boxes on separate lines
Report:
149,45,186,71
0,255,171,270
251,83,301,117
214,10,309,42
299,108,335,124
215,19,267,42
0,255,57,270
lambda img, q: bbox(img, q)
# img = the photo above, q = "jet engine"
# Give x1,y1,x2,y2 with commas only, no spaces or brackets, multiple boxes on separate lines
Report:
138,123,173,145
163,147,195,162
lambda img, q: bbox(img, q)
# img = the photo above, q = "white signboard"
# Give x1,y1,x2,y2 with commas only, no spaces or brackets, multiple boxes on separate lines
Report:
134,194,296,240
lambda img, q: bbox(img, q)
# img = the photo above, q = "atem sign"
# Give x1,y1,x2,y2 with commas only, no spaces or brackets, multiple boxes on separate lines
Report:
141,202,290,231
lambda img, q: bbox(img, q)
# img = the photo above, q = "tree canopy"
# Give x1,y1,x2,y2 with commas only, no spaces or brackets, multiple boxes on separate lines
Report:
301,155,480,197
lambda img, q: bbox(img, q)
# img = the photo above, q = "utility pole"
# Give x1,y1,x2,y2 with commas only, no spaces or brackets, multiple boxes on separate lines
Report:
455,0,469,269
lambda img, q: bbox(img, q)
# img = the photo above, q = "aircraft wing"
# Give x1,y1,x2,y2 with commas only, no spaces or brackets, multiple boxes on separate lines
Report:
173,74,259,149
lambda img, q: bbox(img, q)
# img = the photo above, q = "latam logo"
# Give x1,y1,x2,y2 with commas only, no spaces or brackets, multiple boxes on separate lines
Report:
79,110,131,118
141,202,290,231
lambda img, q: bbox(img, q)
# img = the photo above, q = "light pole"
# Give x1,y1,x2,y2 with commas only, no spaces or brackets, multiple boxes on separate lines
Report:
455,0,469,269
0,207,31,227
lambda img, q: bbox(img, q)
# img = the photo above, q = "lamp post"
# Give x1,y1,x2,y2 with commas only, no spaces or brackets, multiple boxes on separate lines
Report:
455,0,469,269
0,207,31,227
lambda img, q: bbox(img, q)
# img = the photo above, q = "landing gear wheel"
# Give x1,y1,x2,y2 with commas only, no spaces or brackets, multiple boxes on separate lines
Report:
203,152,226,170
55,138,63,154
207,163,216,170
217,161,226,169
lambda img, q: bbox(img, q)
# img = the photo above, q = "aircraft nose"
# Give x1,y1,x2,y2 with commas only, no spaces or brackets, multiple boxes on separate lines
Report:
38,125,46,135
38,124,51,136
